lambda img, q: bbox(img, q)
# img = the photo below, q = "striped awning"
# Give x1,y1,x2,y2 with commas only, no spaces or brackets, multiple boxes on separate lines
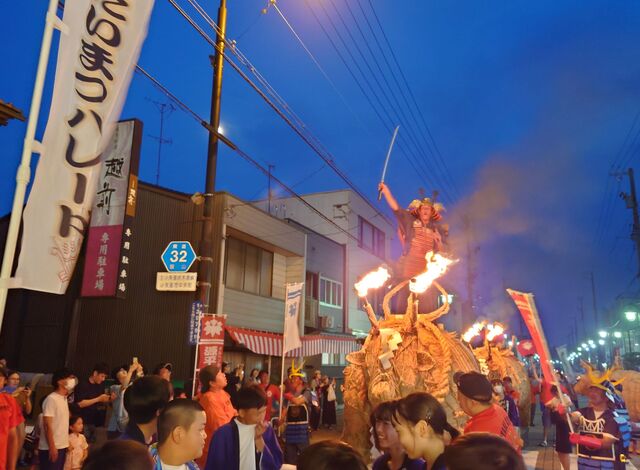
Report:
225,325,360,357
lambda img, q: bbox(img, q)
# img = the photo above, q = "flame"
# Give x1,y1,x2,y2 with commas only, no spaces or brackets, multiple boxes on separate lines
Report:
409,252,456,294
461,321,506,343
354,266,391,297
462,321,486,342
486,322,505,341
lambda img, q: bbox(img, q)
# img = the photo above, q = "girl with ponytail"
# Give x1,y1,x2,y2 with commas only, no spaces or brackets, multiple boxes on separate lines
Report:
392,393,459,470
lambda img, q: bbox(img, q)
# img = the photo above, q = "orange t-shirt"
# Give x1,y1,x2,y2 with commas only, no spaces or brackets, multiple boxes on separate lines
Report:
0,394,24,469
197,389,236,468
464,404,521,451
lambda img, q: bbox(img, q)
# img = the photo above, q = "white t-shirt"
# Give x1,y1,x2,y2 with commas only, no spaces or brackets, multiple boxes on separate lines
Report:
39,392,70,450
160,463,187,470
235,418,256,470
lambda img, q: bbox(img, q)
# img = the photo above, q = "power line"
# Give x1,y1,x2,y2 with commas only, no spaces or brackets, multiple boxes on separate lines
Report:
266,1,366,132
173,0,393,225
135,63,361,243
302,0,441,199
337,0,458,202
362,0,461,200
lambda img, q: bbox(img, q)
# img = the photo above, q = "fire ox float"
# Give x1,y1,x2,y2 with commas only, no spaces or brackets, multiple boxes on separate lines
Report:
462,321,531,429
341,253,480,458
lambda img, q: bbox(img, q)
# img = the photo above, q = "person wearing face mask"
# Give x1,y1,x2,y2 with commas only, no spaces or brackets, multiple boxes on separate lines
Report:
391,392,460,470
39,368,75,470
370,401,425,470
206,385,282,470
491,379,520,430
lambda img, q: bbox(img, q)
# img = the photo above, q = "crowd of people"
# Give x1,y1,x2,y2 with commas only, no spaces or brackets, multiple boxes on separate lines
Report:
0,354,632,470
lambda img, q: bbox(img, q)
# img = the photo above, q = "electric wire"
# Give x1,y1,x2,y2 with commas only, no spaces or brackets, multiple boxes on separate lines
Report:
169,0,392,225
135,63,361,243
362,0,461,199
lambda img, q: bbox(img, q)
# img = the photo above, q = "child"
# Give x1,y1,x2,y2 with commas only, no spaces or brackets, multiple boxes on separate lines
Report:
206,385,283,470
64,416,88,470
149,399,206,470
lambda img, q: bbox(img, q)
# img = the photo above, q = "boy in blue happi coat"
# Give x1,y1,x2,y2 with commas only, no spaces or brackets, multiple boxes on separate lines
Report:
206,385,283,470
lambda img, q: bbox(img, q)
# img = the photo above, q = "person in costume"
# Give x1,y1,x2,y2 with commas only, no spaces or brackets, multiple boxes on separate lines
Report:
282,361,312,465
378,183,445,313
570,366,629,470
378,183,445,279
206,385,283,470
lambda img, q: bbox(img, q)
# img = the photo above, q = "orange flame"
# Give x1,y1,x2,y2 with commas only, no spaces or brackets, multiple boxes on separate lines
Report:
486,322,505,341
462,321,486,342
354,266,391,298
409,251,457,294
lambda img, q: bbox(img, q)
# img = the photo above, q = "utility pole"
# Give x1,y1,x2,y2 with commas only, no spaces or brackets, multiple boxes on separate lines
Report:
147,99,174,185
195,0,227,325
462,215,477,328
620,168,640,277
588,271,598,329
268,164,274,214
578,296,585,338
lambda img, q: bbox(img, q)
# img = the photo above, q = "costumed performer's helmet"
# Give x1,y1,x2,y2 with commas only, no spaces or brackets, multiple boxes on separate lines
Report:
583,362,624,404
407,198,444,221
289,360,306,380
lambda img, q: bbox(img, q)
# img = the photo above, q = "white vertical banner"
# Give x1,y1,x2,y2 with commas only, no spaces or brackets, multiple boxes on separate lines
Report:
15,0,154,294
283,282,303,353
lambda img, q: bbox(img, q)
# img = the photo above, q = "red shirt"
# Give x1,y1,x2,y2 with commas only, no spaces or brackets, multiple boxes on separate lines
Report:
261,383,280,421
464,404,521,451
0,394,24,470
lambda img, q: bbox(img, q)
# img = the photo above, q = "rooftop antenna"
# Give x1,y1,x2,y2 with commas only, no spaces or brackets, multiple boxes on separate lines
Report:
147,98,175,185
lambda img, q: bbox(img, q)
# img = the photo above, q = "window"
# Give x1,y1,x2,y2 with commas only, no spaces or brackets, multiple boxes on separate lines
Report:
321,353,347,366
319,276,343,308
224,237,273,296
358,216,385,258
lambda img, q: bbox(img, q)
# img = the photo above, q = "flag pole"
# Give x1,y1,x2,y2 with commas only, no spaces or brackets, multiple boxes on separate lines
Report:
0,0,66,333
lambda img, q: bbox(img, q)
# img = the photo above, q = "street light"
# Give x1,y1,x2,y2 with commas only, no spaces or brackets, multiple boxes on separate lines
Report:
581,343,587,349
598,339,605,346
577,347,582,351
613,331,622,339
598,330,608,338
625,311,638,322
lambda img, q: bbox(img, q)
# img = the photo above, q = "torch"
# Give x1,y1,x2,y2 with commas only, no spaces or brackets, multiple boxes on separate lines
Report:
354,267,391,325
408,251,457,318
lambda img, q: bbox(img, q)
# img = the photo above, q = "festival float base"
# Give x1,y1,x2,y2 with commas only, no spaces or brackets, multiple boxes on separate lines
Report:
341,280,480,458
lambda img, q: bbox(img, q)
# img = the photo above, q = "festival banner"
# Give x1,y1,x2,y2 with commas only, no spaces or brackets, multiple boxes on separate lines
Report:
81,120,141,297
556,345,577,383
516,339,537,357
506,289,556,385
196,314,226,370
16,0,154,294
283,282,303,353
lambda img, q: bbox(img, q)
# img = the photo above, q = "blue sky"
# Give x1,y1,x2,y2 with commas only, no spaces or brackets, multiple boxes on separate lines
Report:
2,0,640,348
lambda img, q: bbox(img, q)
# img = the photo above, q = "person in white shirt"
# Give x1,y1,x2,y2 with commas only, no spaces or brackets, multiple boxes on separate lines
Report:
39,368,76,470
149,399,206,470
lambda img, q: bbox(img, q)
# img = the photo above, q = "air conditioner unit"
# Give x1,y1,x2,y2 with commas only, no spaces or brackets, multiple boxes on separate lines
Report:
320,316,334,329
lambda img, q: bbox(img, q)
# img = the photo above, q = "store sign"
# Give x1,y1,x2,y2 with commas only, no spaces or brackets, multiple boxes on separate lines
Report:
196,314,226,369
156,272,197,291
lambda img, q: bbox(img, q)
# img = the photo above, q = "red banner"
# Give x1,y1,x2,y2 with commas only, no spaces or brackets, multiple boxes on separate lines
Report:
507,289,555,385
196,314,225,370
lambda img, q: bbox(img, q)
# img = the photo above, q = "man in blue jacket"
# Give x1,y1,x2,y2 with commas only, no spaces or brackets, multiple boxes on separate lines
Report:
206,385,282,470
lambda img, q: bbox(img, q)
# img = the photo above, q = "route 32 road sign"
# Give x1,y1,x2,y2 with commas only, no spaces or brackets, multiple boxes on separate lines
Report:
161,241,196,272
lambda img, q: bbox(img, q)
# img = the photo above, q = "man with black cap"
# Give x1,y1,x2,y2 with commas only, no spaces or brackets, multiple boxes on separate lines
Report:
454,371,521,451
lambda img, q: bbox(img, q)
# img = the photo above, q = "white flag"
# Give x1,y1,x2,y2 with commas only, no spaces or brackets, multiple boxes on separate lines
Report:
283,282,303,354
16,0,154,294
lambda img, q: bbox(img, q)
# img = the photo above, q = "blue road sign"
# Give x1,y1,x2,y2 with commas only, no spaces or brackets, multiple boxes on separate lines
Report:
161,241,196,272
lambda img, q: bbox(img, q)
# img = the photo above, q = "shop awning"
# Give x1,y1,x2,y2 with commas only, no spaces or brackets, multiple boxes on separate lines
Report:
225,325,360,357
